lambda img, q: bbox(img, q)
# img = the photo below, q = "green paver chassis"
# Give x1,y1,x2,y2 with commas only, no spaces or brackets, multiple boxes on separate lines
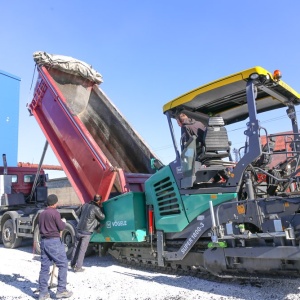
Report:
98,68,300,277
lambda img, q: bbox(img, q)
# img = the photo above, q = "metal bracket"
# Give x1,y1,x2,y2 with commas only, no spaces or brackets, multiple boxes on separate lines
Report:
156,230,165,266
164,220,206,261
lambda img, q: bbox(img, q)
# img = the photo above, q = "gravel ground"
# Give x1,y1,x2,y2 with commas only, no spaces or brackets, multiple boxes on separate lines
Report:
1,240,300,300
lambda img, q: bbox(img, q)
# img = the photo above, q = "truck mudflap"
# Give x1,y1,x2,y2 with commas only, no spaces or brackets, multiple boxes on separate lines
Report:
29,53,160,203
203,246,300,275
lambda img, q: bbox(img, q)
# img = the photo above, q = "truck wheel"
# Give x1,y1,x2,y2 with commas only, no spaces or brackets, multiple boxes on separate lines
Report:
2,219,22,249
33,224,41,255
33,222,76,258
61,221,76,259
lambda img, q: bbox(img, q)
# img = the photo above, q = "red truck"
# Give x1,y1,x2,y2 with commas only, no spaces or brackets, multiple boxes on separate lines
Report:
0,153,47,248
0,151,82,257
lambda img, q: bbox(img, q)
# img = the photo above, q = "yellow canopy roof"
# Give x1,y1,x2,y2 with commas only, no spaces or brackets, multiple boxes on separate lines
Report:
163,66,300,125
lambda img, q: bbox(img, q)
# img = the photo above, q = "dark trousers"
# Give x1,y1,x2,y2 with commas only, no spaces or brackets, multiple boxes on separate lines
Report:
38,237,68,295
70,231,91,268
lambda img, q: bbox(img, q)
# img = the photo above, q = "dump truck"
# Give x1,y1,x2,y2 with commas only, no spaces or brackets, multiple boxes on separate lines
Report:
0,52,157,258
28,52,300,277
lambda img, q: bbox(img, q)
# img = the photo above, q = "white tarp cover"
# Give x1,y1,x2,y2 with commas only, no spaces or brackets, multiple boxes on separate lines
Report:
33,51,103,84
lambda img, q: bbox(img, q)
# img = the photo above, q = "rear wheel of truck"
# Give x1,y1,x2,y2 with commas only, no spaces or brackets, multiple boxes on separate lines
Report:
33,221,76,259
2,219,22,249
61,221,76,259
64,221,95,257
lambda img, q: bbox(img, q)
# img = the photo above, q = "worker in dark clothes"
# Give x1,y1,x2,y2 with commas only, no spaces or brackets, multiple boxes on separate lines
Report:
177,113,206,152
70,194,105,272
38,194,73,300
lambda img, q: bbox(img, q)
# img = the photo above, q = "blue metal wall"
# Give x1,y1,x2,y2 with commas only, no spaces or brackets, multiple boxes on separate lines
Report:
0,69,21,166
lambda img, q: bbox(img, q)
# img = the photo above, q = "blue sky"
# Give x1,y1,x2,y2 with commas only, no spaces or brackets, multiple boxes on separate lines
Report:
1,1,300,178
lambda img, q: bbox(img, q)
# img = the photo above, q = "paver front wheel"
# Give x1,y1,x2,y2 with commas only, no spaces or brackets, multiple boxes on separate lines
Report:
2,219,22,249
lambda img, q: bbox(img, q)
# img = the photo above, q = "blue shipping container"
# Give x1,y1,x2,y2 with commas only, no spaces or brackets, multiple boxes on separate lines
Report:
0,69,21,166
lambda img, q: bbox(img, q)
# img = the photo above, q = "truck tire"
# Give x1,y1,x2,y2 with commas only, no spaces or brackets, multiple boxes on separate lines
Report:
2,219,22,249
33,224,41,255
33,221,76,259
61,221,76,259
64,221,95,257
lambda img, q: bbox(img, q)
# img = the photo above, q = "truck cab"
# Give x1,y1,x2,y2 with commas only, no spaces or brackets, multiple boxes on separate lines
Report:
0,166,47,204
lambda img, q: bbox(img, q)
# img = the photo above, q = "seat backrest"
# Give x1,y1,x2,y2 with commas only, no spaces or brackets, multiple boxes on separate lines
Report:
199,116,230,161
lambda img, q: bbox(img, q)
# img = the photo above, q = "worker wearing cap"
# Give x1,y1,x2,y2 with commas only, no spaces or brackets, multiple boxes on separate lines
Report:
70,194,105,272
38,194,73,300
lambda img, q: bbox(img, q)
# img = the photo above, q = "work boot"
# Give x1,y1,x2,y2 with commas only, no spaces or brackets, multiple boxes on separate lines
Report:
56,290,73,299
73,266,85,272
39,292,50,300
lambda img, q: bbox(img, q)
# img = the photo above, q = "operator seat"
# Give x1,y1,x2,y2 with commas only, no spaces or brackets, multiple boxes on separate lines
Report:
192,116,233,185
198,116,230,164
180,116,234,188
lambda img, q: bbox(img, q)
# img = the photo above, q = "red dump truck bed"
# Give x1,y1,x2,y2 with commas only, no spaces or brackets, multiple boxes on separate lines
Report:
28,52,159,203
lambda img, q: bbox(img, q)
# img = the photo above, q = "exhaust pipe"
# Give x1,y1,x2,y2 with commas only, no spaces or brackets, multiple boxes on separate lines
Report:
2,154,7,175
